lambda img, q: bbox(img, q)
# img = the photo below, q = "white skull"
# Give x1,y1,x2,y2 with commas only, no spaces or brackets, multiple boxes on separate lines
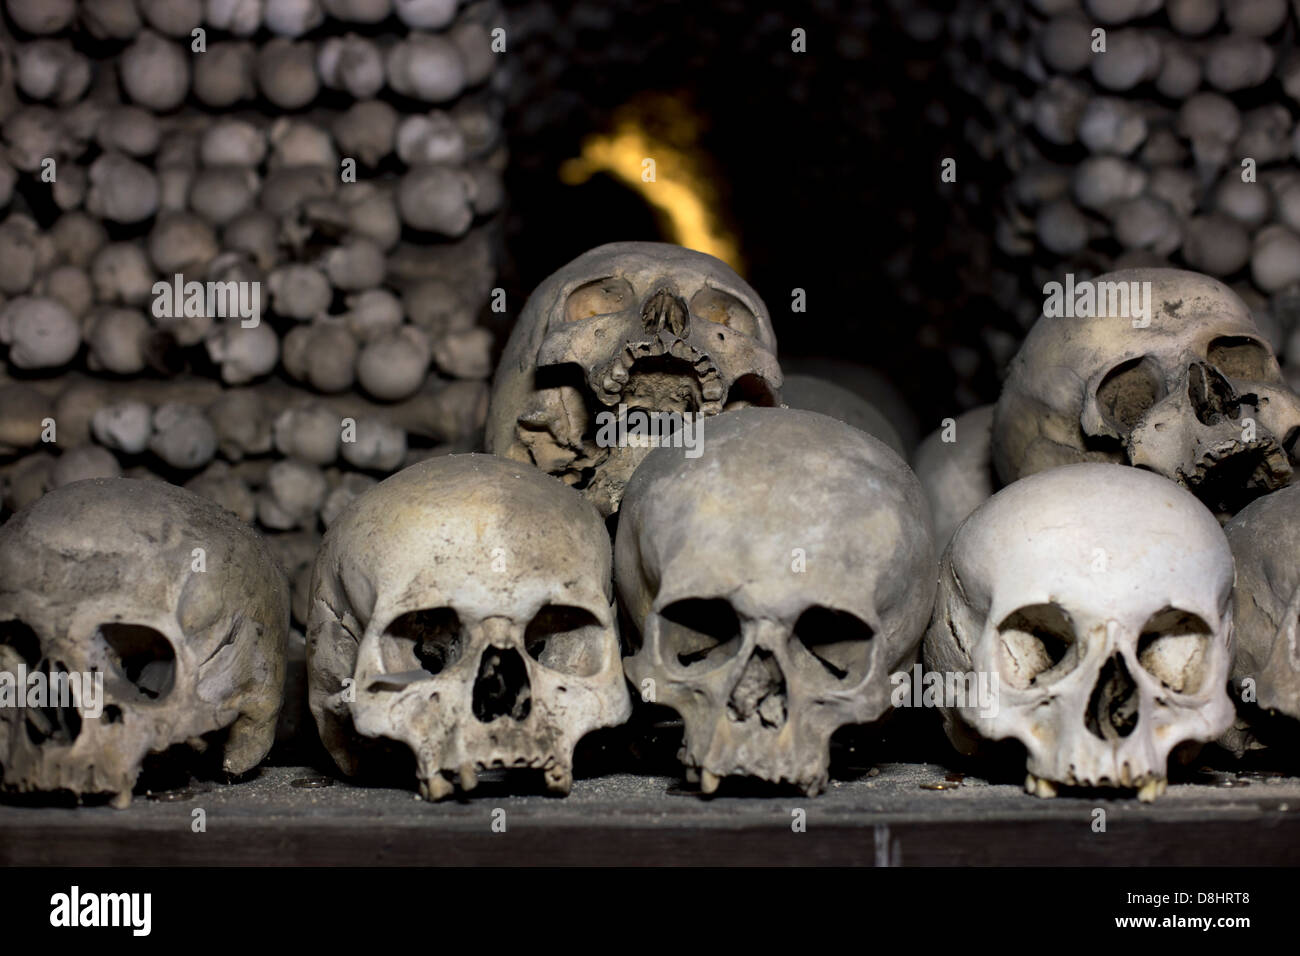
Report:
616,408,935,795
993,268,1300,518
1223,484,1300,722
0,478,289,807
486,242,783,516
306,454,631,799
925,463,1235,802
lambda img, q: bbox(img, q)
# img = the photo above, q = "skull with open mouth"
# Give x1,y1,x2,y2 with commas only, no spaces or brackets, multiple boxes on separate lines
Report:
486,242,783,515
993,268,1300,518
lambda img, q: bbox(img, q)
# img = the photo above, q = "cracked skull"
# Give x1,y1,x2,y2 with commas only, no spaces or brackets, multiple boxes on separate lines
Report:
616,408,935,795
993,268,1300,518
1223,484,1300,723
486,241,783,515
306,455,630,799
0,478,289,807
925,463,1235,801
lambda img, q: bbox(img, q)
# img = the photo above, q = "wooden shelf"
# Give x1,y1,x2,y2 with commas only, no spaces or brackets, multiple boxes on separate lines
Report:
3,761,1298,865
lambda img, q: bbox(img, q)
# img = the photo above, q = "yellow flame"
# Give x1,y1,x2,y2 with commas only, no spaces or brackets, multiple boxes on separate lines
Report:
559,94,743,273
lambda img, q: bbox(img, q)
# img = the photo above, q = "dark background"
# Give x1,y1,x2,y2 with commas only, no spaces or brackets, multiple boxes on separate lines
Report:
497,0,1010,443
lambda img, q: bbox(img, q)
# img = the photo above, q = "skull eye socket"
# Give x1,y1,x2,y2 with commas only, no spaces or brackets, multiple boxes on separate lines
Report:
658,598,743,673
564,277,635,322
98,623,176,701
384,607,464,676
0,619,41,668
689,287,759,337
1136,607,1211,694
1095,357,1164,434
997,604,1076,690
1207,336,1275,381
525,605,606,678
791,605,874,685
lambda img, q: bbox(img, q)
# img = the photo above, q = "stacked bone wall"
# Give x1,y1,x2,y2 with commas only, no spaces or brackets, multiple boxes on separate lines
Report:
0,0,507,623
946,0,1300,385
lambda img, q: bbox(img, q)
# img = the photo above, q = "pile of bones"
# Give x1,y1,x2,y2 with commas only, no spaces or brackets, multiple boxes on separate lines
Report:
3,0,1300,807
0,0,508,646
943,0,1300,389
4,229,1300,806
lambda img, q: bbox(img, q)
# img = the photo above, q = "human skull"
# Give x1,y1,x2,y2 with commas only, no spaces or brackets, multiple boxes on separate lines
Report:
617,408,935,795
779,373,906,457
307,454,630,799
993,268,1300,518
1223,484,1300,722
912,404,997,548
0,478,289,807
486,242,783,516
925,463,1235,801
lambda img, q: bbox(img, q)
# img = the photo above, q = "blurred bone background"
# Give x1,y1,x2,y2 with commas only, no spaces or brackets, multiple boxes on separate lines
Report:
945,0,1300,394
500,0,1300,448
0,0,507,630
3,0,1300,628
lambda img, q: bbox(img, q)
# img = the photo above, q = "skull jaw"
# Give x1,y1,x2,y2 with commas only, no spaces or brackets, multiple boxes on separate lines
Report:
968,688,1233,800
1125,415,1293,517
627,611,897,797
411,723,582,800
970,705,1169,797
0,682,246,807
352,690,624,800
414,748,578,801
960,623,1236,800
681,723,834,796
1021,734,1167,794
671,693,862,796
588,332,727,413
0,720,157,808
516,407,713,516
580,443,656,518
517,333,780,514
511,385,692,517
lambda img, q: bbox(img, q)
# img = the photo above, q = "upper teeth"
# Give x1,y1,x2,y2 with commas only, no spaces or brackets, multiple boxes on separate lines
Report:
1025,773,1058,798
597,338,723,409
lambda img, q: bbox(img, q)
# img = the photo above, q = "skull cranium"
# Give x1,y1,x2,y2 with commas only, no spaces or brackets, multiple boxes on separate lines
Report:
925,463,1235,801
0,478,289,807
486,242,783,515
306,455,631,799
1223,484,1300,723
616,408,935,795
993,268,1300,518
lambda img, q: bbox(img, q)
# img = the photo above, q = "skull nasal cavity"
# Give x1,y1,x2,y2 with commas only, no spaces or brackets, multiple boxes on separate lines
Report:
472,646,532,723
1084,655,1139,742
1188,362,1240,426
726,649,787,729
641,287,689,337
24,659,82,747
